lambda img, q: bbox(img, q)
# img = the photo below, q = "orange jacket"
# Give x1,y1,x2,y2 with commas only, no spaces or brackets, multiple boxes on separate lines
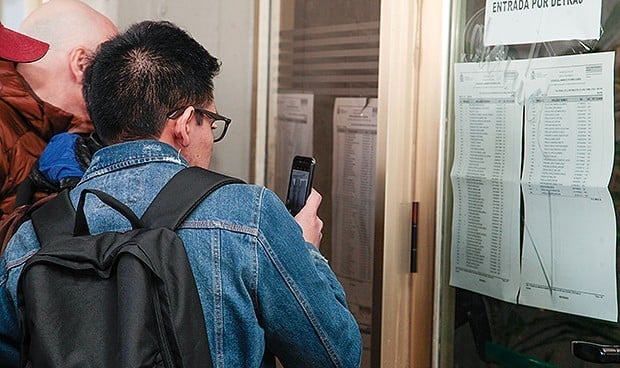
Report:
0,61,92,217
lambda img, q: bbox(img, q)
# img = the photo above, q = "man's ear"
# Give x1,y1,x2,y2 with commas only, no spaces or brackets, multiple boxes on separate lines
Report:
68,46,91,83
173,107,194,148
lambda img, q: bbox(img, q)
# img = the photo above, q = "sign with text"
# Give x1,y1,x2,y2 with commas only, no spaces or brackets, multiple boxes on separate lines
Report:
484,0,602,46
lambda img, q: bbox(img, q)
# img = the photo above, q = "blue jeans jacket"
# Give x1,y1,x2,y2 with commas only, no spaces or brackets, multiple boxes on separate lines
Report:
0,140,362,368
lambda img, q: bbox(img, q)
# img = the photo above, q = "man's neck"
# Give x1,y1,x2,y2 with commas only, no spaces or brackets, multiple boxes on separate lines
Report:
16,61,82,119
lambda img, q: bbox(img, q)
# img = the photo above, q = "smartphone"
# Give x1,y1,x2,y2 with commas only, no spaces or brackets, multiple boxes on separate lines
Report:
285,155,316,216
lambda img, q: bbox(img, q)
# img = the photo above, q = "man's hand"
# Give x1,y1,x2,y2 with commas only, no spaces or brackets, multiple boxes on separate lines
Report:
294,189,324,248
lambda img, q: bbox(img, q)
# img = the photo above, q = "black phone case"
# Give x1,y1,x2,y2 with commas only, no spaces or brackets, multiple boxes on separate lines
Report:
285,156,315,215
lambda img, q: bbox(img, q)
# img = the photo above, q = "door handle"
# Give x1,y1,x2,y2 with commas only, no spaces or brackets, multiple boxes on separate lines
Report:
571,341,620,363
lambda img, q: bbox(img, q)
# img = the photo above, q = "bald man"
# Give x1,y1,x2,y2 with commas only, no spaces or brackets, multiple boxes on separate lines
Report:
0,0,117,217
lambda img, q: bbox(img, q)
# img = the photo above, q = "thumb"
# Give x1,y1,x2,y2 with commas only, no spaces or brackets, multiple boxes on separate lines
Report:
298,188,322,215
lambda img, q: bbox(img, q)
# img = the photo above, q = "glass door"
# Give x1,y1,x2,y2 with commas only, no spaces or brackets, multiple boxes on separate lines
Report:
437,1,620,366
264,1,381,366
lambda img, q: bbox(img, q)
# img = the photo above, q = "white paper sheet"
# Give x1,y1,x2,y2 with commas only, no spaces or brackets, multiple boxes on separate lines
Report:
519,52,617,321
331,97,377,368
520,185,616,320
451,52,617,321
450,62,526,303
484,0,602,46
275,93,314,197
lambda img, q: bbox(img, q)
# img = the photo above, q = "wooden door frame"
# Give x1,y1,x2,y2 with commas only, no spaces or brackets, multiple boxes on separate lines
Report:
376,0,449,367
254,0,451,366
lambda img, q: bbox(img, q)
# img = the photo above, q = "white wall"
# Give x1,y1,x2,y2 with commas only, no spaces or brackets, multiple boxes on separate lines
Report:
1,0,39,28
110,0,256,180
2,0,256,181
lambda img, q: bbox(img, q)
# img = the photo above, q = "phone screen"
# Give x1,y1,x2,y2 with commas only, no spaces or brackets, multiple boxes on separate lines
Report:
285,156,315,216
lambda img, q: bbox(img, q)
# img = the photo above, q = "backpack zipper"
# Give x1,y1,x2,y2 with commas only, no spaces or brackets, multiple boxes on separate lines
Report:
152,279,175,368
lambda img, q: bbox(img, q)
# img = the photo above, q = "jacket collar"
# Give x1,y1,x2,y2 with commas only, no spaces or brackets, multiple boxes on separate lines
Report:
84,140,189,180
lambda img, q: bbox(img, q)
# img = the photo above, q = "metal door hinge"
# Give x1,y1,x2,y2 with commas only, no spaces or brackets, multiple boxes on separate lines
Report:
410,202,419,273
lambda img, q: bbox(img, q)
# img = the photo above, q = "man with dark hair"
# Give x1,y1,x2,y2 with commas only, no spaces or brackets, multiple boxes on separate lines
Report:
0,20,361,367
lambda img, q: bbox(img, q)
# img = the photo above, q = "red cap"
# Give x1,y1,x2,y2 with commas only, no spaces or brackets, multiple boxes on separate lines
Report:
0,22,49,63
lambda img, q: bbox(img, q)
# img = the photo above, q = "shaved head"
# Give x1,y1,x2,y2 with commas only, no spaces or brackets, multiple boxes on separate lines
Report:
19,0,117,52
16,0,117,125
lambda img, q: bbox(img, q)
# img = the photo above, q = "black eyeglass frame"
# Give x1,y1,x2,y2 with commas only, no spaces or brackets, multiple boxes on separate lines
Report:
167,106,232,142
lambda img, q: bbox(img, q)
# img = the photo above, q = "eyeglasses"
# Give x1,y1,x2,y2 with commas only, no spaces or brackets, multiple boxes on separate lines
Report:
167,106,232,142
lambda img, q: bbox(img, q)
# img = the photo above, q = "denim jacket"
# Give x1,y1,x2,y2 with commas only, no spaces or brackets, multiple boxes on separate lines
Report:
0,140,362,368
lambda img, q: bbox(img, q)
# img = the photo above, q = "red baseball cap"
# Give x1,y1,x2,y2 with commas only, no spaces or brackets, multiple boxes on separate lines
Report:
0,22,49,63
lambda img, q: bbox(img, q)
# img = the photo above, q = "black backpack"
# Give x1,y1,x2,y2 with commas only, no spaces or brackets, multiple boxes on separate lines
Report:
17,167,243,368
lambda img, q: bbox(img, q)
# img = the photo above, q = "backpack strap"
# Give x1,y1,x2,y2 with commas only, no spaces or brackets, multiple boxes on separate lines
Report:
31,167,243,245
141,167,244,229
31,190,75,246
0,193,57,255
31,189,147,243
73,189,145,236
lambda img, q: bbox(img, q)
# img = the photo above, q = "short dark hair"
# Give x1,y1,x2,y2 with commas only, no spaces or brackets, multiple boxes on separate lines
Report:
83,21,221,144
